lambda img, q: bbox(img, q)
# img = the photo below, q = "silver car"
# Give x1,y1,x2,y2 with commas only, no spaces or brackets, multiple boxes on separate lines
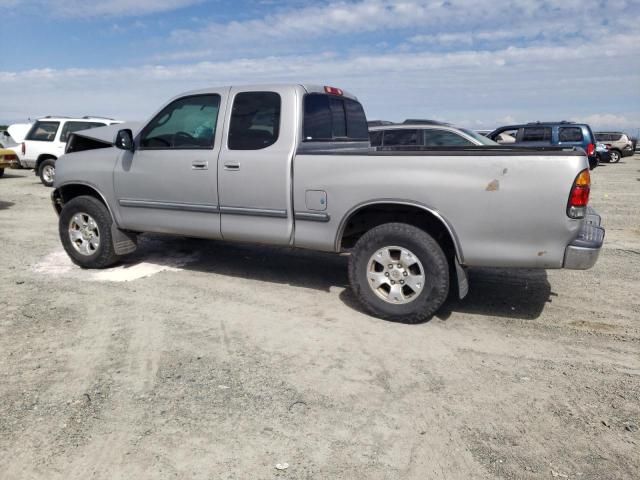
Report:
594,131,634,162
370,120,499,148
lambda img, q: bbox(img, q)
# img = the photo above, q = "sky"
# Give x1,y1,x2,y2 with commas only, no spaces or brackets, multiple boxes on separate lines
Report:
1,0,639,133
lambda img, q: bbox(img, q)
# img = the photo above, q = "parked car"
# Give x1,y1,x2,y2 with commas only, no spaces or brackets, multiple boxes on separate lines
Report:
370,120,499,147
1,123,31,167
21,116,122,186
594,132,634,163
52,84,603,323
0,148,19,177
488,122,599,170
596,143,611,163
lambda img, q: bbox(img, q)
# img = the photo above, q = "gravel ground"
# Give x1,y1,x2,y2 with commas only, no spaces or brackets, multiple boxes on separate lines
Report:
0,156,638,479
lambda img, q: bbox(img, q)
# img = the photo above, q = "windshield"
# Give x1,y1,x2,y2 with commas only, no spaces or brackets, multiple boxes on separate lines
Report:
461,128,499,145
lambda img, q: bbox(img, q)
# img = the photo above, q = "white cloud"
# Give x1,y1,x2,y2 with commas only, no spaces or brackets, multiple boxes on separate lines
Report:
1,0,205,17
1,0,638,131
168,0,635,54
571,114,640,131
1,30,639,130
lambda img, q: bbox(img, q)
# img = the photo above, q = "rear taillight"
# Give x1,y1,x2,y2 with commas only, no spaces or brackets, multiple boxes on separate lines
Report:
21,142,25,155
4,154,17,161
567,169,590,218
586,143,595,157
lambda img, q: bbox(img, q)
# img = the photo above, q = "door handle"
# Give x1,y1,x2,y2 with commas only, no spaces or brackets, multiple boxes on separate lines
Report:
192,160,208,170
223,162,240,171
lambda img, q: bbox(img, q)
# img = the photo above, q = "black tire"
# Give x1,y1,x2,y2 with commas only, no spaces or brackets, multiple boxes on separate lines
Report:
38,159,56,187
59,195,120,268
609,150,621,163
0,168,4,177
348,223,450,324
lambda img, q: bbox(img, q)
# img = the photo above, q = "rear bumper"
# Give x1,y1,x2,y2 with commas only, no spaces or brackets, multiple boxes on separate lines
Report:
621,147,634,157
563,207,605,270
0,160,18,169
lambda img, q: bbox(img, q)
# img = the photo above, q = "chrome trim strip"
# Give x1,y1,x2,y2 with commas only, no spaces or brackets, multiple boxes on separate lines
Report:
118,199,289,219
219,206,288,218
295,212,331,222
119,199,220,213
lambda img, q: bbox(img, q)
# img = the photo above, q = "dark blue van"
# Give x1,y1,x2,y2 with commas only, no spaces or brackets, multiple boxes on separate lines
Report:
488,121,598,169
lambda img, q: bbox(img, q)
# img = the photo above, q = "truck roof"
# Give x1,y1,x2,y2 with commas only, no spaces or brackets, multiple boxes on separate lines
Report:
176,84,359,101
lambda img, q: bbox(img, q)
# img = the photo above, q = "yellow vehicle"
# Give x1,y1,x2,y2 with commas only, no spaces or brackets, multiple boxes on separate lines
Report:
0,148,19,177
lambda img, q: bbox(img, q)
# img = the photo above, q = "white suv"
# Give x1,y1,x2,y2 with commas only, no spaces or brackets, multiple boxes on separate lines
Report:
21,116,122,186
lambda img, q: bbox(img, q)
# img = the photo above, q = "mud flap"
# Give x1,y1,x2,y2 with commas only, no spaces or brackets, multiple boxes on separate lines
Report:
455,258,469,299
111,225,137,255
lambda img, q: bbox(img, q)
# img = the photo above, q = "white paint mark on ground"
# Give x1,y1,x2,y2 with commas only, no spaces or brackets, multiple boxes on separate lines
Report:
33,249,200,282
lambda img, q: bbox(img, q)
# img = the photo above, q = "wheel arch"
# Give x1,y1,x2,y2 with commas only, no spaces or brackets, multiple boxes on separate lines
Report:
52,182,115,221
36,154,57,169
335,200,464,263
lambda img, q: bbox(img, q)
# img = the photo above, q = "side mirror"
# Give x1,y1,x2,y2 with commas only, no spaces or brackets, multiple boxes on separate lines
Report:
116,129,135,152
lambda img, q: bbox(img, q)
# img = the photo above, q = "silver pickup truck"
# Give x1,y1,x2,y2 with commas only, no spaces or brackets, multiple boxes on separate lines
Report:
52,84,604,323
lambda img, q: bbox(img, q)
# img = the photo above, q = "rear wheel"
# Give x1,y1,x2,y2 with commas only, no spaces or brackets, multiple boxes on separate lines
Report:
348,223,449,324
59,196,120,268
39,159,56,186
609,150,621,163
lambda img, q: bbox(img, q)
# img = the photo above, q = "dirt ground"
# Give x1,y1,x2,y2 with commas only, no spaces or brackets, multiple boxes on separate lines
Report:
0,156,638,480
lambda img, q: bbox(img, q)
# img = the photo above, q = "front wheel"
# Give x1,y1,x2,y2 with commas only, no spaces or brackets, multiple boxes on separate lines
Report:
39,159,56,187
609,150,621,163
59,196,120,268
348,223,450,324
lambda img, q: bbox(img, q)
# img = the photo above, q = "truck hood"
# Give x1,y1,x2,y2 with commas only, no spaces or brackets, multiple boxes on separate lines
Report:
74,121,142,145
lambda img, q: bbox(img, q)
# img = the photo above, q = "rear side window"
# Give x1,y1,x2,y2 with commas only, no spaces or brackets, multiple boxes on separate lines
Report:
369,130,383,147
60,121,106,143
558,127,583,143
423,129,474,146
303,94,368,141
228,92,281,150
26,121,60,142
494,129,518,144
522,127,552,142
383,129,419,146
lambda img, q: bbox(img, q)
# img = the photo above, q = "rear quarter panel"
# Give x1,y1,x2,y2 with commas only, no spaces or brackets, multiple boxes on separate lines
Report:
293,152,588,268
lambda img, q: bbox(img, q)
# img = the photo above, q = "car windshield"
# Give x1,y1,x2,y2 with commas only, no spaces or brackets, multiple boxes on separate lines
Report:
460,128,499,145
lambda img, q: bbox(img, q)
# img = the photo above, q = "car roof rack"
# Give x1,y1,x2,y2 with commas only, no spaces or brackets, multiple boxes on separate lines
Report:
367,120,394,127
42,116,72,119
526,120,575,125
82,115,115,120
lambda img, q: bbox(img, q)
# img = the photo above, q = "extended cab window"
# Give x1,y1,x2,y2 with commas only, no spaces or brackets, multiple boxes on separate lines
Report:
383,129,419,146
141,94,220,149
303,94,368,141
26,121,60,142
228,92,281,150
60,121,106,143
558,127,583,142
522,127,552,142
423,129,474,147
